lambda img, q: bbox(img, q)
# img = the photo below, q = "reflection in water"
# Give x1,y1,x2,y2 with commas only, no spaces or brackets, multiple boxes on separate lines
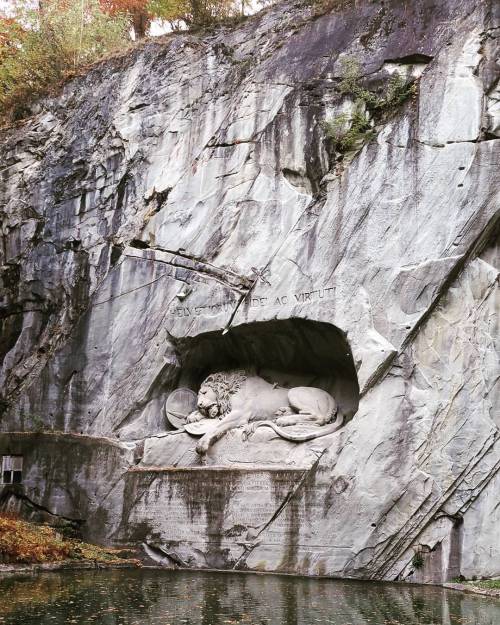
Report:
0,569,499,625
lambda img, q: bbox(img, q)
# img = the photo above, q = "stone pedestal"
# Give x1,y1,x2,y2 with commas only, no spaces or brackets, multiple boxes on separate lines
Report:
119,466,328,573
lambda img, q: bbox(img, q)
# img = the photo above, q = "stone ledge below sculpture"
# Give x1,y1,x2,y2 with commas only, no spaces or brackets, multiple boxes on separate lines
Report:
119,465,323,572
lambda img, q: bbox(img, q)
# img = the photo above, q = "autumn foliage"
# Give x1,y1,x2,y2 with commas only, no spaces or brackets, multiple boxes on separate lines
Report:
0,0,129,122
100,0,152,37
0,513,139,565
0,17,22,60
0,514,71,563
0,0,244,123
100,0,238,35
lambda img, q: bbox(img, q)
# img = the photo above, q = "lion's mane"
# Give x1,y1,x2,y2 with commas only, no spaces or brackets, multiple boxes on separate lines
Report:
201,370,247,416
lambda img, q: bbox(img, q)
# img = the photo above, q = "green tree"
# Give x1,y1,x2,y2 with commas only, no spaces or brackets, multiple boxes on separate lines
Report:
100,0,238,37
0,0,129,121
147,0,236,29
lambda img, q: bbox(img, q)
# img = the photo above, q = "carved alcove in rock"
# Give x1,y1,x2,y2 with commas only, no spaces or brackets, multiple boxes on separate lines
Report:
171,318,359,423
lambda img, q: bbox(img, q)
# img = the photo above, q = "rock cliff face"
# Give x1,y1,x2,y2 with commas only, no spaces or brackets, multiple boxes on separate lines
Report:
0,0,499,582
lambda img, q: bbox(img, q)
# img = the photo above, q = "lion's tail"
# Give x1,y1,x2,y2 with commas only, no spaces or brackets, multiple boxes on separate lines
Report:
255,410,344,442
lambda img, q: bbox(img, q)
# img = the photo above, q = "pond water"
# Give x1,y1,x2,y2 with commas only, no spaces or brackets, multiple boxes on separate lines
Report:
0,569,499,625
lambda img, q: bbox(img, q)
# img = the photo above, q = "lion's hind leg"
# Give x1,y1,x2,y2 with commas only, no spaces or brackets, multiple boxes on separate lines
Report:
276,414,306,426
287,387,336,425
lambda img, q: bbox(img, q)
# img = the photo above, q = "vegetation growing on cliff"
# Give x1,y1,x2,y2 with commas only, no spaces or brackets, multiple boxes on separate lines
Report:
322,58,416,155
0,514,139,565
322,106,375,153
411,551,424,570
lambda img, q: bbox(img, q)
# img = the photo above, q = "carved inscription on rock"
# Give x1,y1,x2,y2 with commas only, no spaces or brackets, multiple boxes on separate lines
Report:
167,286,335,318
124,468,326,557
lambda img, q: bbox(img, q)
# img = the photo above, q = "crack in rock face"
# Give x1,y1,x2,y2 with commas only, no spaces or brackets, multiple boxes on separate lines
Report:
0,0,499,583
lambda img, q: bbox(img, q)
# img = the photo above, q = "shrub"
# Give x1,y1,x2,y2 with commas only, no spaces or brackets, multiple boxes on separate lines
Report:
0,0,130,122
102,0,241,35
323,57,416,155
304,0,354,19
30,415,51,432
412,552,424,569
337,58,415,111
322,104,375,153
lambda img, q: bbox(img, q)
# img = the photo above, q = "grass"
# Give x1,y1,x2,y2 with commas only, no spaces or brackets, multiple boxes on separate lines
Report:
0,514,139,566
466,579,500,590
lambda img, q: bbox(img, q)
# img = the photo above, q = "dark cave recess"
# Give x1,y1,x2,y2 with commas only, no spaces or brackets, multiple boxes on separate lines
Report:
172,318,359,420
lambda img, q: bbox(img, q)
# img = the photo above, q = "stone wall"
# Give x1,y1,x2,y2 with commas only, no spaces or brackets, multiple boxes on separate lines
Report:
0,433,134,542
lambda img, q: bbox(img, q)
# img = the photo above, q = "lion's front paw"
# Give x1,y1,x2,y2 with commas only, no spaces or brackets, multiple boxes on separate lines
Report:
196,439,210,455
186,411,203,424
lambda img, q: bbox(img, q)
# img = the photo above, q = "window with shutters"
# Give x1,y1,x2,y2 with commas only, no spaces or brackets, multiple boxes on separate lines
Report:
2,455,23,484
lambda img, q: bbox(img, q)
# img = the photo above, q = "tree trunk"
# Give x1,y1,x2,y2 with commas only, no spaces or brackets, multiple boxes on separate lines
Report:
132,10,150,39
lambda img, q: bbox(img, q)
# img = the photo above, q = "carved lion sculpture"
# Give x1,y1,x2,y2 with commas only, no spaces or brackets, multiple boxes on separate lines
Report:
186,370,344,455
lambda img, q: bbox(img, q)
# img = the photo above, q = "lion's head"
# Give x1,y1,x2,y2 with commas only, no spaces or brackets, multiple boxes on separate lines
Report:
196,370,247,419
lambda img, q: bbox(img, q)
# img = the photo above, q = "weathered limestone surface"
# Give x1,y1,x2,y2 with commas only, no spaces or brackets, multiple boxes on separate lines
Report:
0,0,499,582
0,433,135,542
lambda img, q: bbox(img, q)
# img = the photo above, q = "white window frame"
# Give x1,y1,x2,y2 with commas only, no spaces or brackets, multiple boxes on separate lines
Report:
2,455,23,484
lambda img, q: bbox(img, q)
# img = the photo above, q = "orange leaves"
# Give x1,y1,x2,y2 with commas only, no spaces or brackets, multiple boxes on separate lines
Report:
0,16,25,56
99,0,152,38
0,0,130,123
0,515,71,563
100,0,151,14
0,514,140,565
